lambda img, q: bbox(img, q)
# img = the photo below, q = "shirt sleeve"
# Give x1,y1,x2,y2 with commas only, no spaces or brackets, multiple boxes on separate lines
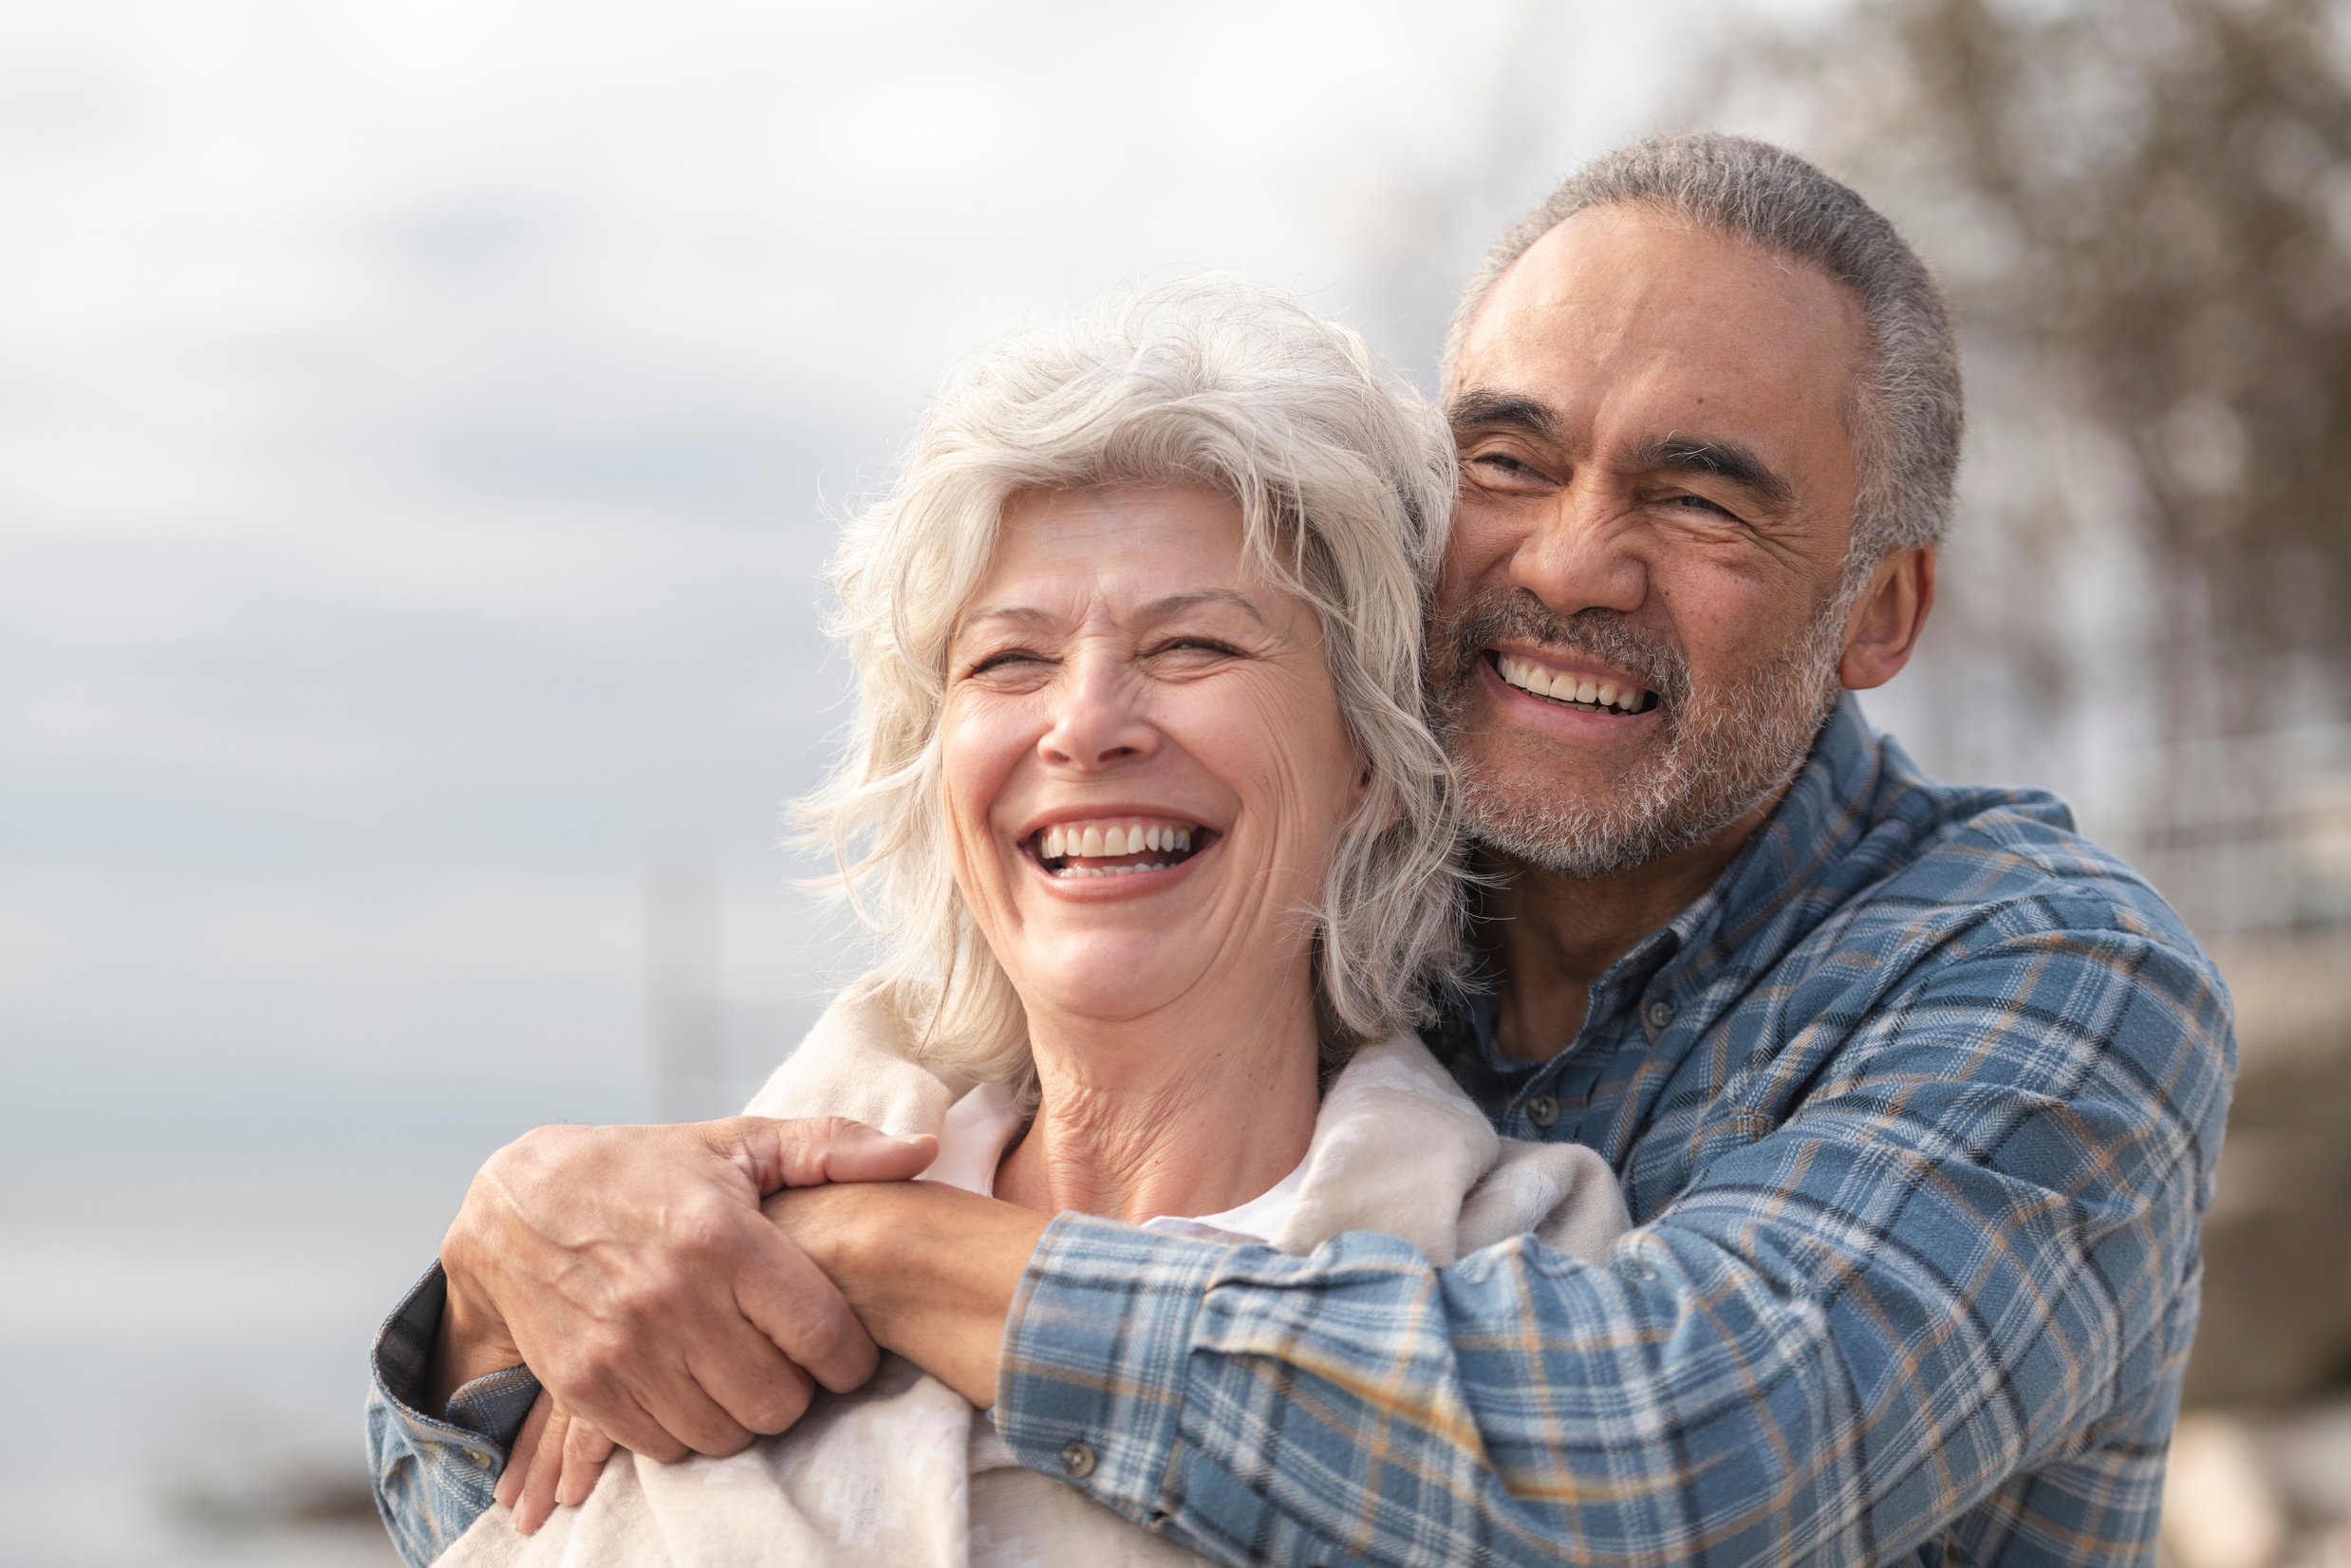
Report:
364,1262,543,1568
991,924,2232,1567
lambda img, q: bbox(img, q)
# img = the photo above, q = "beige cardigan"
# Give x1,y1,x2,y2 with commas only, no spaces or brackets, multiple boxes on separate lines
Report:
436,991,1632,1567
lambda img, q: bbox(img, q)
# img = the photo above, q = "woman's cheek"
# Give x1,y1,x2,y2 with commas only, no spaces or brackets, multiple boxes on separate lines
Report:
941,698,1037,907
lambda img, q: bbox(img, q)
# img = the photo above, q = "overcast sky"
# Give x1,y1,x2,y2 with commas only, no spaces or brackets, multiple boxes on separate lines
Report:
0,0,1763,1215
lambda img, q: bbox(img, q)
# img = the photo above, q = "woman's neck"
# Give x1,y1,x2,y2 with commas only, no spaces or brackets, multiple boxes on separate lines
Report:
992,978,1322,1225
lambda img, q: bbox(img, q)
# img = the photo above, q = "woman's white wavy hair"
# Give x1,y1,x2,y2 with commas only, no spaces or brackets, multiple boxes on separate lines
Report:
796,274,1468,1092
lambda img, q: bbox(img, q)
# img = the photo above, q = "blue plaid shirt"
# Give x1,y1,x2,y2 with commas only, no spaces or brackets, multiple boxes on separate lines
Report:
369,699,2233,1566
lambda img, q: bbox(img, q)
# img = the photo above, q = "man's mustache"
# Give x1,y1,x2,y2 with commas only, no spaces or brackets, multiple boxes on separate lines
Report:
1434,593,1691,712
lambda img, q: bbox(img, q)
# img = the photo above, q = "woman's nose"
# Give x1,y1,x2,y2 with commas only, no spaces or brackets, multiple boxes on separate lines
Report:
1036,662,1159,770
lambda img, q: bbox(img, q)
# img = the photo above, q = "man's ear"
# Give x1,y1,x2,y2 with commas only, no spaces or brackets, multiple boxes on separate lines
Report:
1838,546,1935,691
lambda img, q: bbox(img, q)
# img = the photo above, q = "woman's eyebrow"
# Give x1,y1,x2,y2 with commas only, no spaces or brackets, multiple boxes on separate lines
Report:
1140,589,1271,627
957,605,1056,634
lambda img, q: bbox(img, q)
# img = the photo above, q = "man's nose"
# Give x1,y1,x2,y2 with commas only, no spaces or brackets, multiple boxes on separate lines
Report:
1508,485,1650,617
1036,658,1160,770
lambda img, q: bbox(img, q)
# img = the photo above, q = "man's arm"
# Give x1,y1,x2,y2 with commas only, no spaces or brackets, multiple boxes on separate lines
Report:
365,1114,933,1567
808,925,2230,1567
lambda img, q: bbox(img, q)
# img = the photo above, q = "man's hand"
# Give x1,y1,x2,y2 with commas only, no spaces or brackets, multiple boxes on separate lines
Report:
429,1115,935,1465
490,1175,1052,1532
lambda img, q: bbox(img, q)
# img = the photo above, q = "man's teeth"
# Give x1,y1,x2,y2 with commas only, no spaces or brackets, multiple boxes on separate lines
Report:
1494,653,1647,713
1036,821,1196,860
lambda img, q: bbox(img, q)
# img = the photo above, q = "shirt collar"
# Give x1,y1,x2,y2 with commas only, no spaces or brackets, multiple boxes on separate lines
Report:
1648,693,1886,999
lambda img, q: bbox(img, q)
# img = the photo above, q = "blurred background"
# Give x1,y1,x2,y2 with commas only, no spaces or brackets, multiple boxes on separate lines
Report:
2,1,2345,1563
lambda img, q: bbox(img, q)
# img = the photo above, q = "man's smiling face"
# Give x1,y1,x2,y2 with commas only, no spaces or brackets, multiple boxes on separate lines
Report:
1433,202,1874,878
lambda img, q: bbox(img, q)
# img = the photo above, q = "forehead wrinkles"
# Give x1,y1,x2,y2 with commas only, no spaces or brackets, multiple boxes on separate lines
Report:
1453,215,1868,460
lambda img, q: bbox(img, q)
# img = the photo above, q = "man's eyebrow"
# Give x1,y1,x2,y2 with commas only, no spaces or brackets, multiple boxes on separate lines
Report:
1631,434,1798,512
1446,388,1563,441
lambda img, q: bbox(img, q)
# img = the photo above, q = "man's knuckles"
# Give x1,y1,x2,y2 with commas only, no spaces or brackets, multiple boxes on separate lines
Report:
790,1308,880,1391
732,1369,815,1434
664,1193,759,1264
541,1335,632,1401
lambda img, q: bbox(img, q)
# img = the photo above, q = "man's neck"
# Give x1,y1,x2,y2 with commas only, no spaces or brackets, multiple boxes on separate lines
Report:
1480,797,1777,1063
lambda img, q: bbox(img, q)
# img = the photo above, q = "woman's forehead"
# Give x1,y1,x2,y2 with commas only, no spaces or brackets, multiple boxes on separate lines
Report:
961,486,1297,625
995,483,1246,567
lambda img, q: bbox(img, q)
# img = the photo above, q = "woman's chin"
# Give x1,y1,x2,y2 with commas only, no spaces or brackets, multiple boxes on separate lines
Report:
1010,943,1207,1024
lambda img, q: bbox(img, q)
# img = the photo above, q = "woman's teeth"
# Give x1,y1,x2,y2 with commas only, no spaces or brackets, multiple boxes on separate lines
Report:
1494,653,1649,713
1036,821,1194,859
1034,818,1200,878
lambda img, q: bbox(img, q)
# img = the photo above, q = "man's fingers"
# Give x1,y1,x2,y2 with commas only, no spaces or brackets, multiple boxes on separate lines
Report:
813,1123,936,1185
497,1391,556,1511
555,1419,618,1508
683,1329,817,1436
544,1370,692,1465
514,1406,570,1535
735,1226,880,1395
617,1350,756,1459
712,1115,935,1191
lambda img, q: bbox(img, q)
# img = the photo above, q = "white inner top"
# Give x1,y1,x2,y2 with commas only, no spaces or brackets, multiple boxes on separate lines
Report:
913,1080,1307,1244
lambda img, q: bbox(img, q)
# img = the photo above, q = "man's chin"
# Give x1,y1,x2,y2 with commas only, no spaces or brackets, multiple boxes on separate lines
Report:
1451,729,1669,814
1449,723,1786,882
1455,760,1689,882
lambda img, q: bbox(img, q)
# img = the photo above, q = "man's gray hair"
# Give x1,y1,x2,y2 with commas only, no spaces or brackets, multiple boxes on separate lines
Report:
1446,133,1963,567
799,275,1467,1092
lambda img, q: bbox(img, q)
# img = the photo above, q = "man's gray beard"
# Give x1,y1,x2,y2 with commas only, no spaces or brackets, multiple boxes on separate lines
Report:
1430,593,1849,881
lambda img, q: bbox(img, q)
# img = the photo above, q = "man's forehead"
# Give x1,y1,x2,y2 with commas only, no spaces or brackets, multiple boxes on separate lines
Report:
1447,205,1867,428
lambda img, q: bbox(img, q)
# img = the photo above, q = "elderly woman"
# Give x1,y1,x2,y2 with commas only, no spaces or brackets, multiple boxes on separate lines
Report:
428,277,1628,1567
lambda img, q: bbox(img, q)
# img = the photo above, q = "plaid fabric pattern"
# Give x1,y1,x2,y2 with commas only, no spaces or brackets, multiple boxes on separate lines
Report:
993,697,2234,1567
366,1264,543,1567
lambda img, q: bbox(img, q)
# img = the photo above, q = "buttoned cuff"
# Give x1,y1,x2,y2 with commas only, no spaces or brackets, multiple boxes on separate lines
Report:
993,1211,1230,1531
364,1262,541,1567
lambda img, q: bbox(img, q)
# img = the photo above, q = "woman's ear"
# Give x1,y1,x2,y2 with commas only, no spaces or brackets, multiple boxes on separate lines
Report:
1838,546,1936,691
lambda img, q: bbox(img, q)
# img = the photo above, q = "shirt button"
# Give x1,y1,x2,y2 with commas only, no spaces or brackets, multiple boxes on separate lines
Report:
467,1448,495,1469
1059,1439,1098,1480
1644,999,1676,1032
1527,1093,1558,1129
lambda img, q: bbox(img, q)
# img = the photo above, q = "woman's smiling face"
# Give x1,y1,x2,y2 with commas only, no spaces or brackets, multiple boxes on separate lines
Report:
940,483,1366,1029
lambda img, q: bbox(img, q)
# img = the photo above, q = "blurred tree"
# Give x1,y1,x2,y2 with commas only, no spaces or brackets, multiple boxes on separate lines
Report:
1751,0,2351,745
1742,0,2351,1427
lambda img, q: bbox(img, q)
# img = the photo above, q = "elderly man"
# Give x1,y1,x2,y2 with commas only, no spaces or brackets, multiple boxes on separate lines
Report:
371,134,2232,1566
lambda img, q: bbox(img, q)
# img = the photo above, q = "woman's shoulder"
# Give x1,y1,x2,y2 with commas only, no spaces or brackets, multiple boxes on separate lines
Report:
1280,1031,1631,1265
1463,1135,1631,1264
740,981,965,1137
